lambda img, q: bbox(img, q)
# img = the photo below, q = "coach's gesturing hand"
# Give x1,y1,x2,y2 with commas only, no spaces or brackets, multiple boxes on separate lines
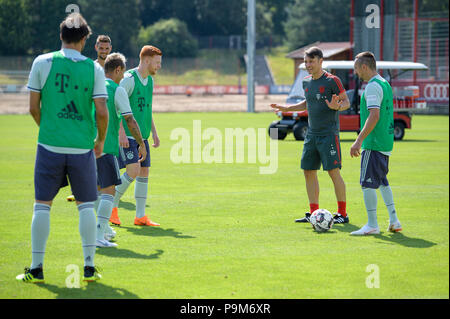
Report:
270,100,307,112
325,94,342,110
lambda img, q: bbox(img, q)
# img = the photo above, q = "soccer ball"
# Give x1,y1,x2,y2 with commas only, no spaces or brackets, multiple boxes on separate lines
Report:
310,209,334,232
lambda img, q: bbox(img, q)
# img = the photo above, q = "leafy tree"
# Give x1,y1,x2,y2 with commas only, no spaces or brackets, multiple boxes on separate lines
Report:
24,0,69,54
77,0,141,58
0,0,32,55
137,18,198,57
259,0,294,38
284,0,350,51
140,0,247,36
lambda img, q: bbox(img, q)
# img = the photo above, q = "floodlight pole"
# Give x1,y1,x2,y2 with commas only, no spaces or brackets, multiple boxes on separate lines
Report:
247,0,255,113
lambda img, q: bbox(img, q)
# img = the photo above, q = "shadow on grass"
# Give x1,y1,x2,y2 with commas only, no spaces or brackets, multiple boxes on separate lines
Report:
37,282,140,299
96,248,164,260
120,226,196,239
373,232,437,248
333,223,437,248
118,200,149,211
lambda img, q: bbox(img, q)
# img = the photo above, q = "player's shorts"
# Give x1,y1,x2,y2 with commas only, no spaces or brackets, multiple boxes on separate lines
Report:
96,153,122,189
301,134,342,171
360,150,389,189
34,144,98,202
117,138,151,169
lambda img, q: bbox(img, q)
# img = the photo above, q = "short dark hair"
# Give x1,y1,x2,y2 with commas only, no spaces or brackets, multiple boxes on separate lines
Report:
96,35,111,45
104,53,126,74
355,51,377,70
304,46,323,60
60,13,92,44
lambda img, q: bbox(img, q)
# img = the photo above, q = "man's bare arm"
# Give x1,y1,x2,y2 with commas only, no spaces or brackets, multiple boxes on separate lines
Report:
350,108,380,157
123,114,147,161
29,91,41,126
151,116,160,148
123,114,144,145
93,98,109,157
270,99,307,112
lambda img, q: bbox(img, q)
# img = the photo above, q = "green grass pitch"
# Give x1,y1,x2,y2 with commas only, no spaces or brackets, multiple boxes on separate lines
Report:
0,113,448,299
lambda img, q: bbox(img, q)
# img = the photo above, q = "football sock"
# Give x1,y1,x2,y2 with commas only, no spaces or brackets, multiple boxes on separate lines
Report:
78,202,96,267
93,190,102,212
337,201,347,217
96,194,114,240
113,172,134,208
379,185,398,223
362,187,378,228
31,203,50,270
309,203,319,214
135,177,148,219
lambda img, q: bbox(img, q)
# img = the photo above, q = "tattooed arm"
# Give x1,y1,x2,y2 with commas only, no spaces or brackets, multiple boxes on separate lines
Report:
123,114,147,162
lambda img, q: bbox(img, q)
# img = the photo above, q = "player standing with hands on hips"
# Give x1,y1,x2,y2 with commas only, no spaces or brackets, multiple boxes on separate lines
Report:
271,47,351,225
17,13,108,283
350,51,402,235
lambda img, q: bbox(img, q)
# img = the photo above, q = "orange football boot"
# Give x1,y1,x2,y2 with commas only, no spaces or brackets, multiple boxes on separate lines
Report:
109,207,121,226
134,215,160,226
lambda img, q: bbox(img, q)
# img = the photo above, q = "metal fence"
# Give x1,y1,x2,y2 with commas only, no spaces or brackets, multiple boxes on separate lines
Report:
397,14,449,81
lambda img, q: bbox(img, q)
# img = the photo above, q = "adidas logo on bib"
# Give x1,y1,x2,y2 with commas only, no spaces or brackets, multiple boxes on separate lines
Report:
57,101,83,121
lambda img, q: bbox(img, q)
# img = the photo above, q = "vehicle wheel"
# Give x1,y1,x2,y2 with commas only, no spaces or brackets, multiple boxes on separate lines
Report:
268,121,287,140
293,122,308,140
394,122,405,140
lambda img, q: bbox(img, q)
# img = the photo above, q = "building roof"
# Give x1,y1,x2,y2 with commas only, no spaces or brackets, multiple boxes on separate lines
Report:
286,41,352,59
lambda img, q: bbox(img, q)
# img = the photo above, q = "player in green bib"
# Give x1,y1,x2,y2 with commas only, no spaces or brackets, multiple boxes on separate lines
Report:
110,45,162,227
350,51,402,235
94,53,147,247
17,13,108,283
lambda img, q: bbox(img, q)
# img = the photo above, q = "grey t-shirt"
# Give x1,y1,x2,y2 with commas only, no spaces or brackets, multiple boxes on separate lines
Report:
302,71,345,136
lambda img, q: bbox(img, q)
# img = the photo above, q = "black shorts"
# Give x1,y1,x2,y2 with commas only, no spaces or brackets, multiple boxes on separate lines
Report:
300,134,342,171
34,145,97,202
96,153,122,189
360,150,389,189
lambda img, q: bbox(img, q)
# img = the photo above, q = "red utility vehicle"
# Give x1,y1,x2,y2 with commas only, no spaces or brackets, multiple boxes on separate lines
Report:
269,61,428,141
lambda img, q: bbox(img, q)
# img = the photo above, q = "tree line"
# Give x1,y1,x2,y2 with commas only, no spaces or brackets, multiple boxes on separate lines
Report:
0,0,447,58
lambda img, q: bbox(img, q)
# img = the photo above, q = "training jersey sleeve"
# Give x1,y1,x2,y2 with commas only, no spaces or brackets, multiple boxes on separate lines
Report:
364,81,383,109
27,53,53,92
93,62,108,100
119,73,135,97
115,86,133,116
329,74,346,96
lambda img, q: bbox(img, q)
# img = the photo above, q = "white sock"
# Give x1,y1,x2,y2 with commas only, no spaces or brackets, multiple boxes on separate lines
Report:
135,177,148,218
31,203,51,269
78,202,96,267
93,190,102,212
113,172,134,208
379,185,398,223
96,194,114,240
362,187,378,228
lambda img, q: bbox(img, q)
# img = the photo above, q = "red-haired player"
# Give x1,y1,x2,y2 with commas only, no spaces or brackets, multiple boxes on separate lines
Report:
110,45,162,227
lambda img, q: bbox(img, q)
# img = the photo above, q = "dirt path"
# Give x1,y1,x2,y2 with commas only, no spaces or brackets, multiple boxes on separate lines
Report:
0,93,289,114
